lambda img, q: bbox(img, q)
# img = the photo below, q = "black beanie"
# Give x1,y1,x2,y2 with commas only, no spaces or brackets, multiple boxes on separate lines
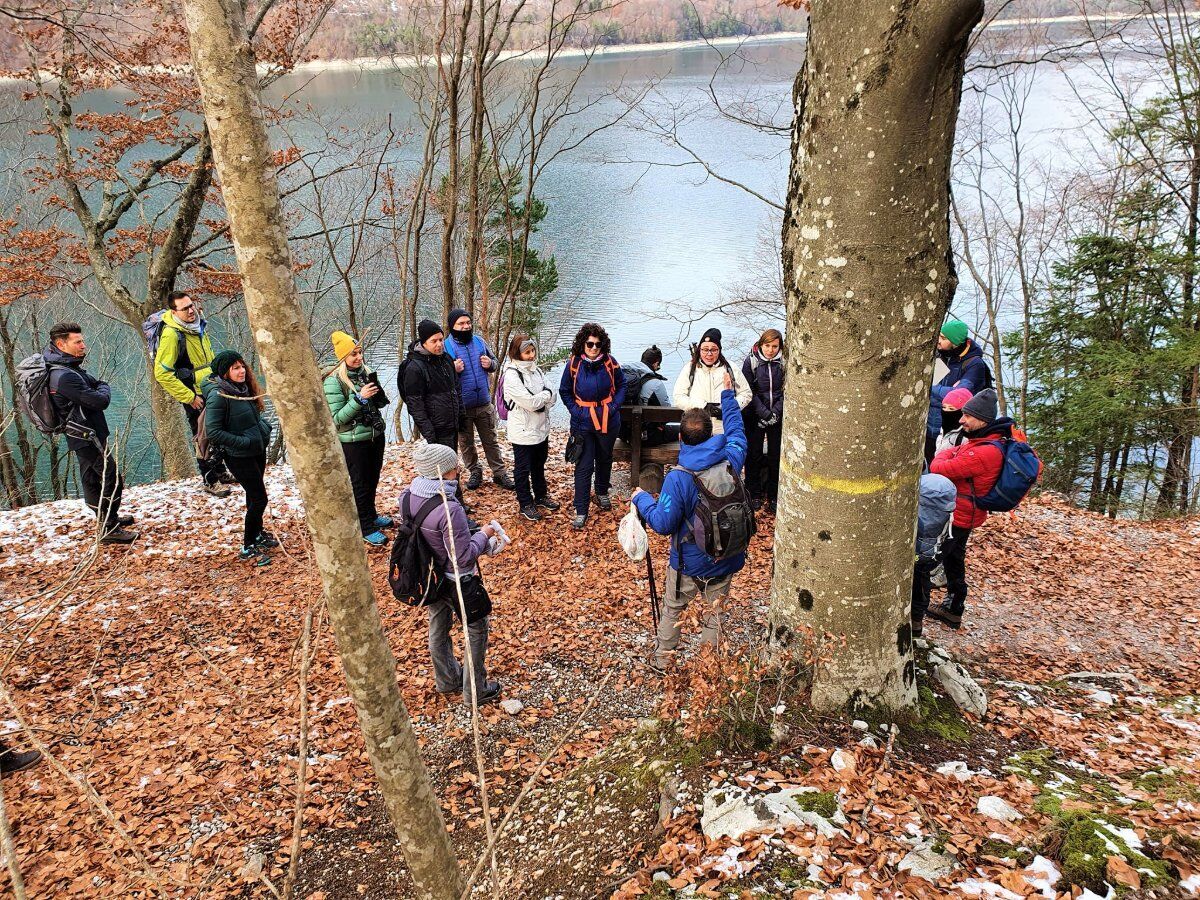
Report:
447,308,471,332
961,388,998,424
699,327,722,349
211,349,245,379
418,319,443,346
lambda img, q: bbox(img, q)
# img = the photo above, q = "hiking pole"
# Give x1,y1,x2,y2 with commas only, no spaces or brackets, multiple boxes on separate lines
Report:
637,508,660,632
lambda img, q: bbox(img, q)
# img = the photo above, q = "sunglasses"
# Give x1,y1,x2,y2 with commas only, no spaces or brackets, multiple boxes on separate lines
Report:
585,340,602,348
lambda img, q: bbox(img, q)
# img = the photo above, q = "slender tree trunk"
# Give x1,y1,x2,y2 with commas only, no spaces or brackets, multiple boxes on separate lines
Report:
180,3,464,896
770,0,983,714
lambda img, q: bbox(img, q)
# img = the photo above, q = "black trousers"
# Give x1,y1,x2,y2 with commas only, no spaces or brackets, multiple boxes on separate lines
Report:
942,526,972,610
911,557,936,622
512,440,549,507
744,418,782,501
342,435,385,534
185,402,229,485
74,441,123,528
225,453,268,548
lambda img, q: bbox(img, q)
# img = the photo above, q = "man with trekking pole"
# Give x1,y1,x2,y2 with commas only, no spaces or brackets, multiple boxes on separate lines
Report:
631,375,753,672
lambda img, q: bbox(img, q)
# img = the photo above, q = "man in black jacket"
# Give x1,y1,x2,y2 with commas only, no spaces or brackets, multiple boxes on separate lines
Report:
44,322,138,544
402,320,464,449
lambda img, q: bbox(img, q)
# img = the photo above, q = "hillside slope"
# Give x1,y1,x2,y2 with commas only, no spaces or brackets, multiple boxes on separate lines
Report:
0,445,1197,898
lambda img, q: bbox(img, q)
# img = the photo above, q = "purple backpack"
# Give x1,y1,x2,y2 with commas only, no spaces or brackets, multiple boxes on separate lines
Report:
494,369,510,421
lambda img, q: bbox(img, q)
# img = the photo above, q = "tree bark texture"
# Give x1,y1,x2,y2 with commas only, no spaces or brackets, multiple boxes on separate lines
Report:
771,0,983,713
179,2,465,896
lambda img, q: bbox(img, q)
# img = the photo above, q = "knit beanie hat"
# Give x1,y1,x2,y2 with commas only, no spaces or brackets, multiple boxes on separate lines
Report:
961,388,998,424
331,331,359,362
940,319,969,347
699,327,723,349
211,350,245,379
417,319,443,346
413,441,460,479
943,387,973,411
447,308,471,332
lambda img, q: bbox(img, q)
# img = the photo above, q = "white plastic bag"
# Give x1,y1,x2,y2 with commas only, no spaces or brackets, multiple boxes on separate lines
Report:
486,519,512,556
618,505,648,561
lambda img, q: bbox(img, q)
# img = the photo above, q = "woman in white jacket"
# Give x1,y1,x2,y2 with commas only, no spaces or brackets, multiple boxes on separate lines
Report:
672,327,752,433
501,334,561,521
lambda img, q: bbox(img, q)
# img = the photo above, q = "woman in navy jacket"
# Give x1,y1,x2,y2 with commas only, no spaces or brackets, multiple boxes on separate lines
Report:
560,323,626,529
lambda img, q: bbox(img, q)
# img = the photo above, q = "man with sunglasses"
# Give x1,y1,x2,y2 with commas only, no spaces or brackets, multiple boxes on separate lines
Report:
154,290,234,496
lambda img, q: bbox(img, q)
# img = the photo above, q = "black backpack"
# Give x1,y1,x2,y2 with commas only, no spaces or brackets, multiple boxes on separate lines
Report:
15,356,98,445
680,462,757,561
388,495,445,606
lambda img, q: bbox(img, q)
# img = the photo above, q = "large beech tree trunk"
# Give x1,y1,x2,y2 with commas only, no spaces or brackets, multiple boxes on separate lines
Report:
770,0,983,713
179,2,465,896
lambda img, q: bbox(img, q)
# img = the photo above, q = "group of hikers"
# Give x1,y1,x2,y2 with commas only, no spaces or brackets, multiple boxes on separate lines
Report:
12,298,1032,724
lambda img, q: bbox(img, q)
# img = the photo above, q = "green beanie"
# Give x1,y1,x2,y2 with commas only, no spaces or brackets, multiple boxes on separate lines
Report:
940,319,969,347
211,349,245,379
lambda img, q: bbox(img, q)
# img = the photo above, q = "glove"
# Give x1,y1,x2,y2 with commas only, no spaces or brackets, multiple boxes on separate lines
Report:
760,414,778,427
704,402,722,418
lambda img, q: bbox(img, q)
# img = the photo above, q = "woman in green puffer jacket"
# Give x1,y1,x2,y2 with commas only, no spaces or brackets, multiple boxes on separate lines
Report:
323,331,392,546
204,350,276,566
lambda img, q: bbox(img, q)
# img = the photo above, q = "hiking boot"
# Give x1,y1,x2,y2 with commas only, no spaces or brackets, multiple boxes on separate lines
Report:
535,496,560,511
203,481,232,499
520,504,542,522
910,617,924,639
646,654,666,676
765,500,777,515
493,473,516,491
749,496,763,512
116,514,135,527
0,748,41,775
594,493,612,511
239,546,271,567
100,527,138,545
571,513,588,530
466,470,484,491
255,532,280,550
363,530,388,547
469,680,502,706
436,683,463,696
926,601,963,629
373,515,395,529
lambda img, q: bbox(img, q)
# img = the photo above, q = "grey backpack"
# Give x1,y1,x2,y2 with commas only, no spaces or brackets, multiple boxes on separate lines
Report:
680,462,757,561
16,355,70,435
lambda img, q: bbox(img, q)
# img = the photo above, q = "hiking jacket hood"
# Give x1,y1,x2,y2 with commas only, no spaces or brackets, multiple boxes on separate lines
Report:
324,365,388,443
672,358,752,433
501,359,556,446
444,333,495,410
622,360,670,406
742,345,784,423
43,345,111,450
633,389,748,579
402,345,462,444
202,379,272,458
560,353,626,434
916,473,957,559
930,417,1014,528
154,311,217,404
928,339,991,436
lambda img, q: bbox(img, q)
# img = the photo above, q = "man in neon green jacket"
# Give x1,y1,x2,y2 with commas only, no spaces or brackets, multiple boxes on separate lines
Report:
154,290,232,495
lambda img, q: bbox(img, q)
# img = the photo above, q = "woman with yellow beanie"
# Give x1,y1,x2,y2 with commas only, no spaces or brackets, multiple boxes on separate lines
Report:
323,331,392,546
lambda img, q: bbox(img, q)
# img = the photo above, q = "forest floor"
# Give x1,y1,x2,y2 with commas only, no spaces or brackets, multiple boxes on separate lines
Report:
0,442,1198,900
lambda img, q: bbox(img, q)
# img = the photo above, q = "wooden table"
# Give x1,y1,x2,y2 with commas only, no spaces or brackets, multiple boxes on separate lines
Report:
613,405,683,491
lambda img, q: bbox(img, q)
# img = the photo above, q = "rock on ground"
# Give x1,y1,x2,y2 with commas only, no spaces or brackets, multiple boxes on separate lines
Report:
929,646,988,717
700,785,844,842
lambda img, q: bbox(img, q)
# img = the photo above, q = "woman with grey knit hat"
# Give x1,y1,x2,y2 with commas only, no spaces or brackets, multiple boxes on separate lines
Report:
398,441,503,705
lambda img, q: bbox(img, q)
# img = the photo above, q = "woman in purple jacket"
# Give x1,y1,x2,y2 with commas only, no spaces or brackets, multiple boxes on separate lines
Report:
741,328,784,513
399,442,503,706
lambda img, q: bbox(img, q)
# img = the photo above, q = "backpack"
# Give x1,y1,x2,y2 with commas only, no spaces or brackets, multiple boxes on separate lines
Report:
15,355,78,437
679,462,757,561
494,367,527,422
916,473,956,561
973,436,1042,513
396,343,420,406
618,366,667,443
143,311,195,388
388,495,445,607
194,406,220,463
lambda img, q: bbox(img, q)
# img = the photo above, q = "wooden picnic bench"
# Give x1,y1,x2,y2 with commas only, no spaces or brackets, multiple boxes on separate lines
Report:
613,405,683,492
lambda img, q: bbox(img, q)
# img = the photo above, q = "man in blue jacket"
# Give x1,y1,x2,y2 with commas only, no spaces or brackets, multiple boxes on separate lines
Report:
631,379,747,671
44,322,138,544
926,318,992,463
444,309,515,491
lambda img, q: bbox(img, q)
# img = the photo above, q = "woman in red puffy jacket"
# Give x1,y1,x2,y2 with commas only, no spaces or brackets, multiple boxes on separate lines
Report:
927,388,1012,629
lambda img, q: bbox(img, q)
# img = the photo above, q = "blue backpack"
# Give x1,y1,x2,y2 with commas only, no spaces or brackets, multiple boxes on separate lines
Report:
974,437,1042,513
